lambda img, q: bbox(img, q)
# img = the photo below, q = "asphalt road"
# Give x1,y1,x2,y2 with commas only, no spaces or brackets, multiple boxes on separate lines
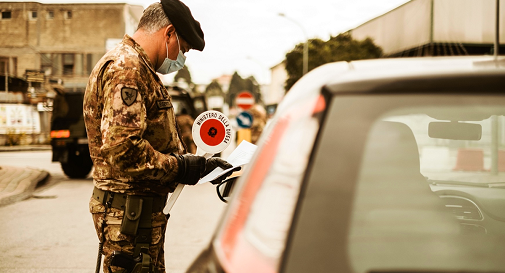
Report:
0,151,227,272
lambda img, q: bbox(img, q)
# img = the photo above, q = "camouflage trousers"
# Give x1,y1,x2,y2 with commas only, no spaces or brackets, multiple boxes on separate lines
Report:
90,197,168,273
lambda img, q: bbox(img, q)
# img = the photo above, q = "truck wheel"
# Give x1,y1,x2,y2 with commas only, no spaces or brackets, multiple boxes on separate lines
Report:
61,152,93,179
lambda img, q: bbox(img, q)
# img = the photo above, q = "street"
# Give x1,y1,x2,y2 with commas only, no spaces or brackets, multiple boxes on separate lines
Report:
0,150,227,272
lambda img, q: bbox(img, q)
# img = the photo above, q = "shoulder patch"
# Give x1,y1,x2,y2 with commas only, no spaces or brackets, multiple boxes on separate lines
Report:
121,87,138,106
157,100,173,109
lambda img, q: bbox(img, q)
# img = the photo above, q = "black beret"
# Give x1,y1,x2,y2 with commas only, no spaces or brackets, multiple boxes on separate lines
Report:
160,0,205,51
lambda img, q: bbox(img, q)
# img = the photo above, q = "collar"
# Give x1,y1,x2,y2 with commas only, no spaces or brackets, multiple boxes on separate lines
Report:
121,34,157,75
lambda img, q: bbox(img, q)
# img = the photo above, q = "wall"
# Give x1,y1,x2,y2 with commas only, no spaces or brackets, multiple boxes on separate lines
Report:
0,2,142,83
350,0,505,56
0,2,143,144
351,0,432,56
433,0,505,43
267,61,287,106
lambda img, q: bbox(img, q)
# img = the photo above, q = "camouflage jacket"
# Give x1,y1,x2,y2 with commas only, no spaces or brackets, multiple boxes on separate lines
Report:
83,34,185,195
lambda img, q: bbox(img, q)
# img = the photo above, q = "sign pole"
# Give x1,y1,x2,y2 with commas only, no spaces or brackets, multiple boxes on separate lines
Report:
495,0,500,60
164,110,233,214
164,149,213,214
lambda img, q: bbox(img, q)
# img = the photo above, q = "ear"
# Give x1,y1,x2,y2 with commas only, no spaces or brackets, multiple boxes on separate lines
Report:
163,25,176,40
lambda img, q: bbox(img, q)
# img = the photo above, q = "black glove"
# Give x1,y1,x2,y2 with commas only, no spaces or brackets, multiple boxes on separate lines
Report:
174,154,206,185
209,166,242,185
202,157,233,177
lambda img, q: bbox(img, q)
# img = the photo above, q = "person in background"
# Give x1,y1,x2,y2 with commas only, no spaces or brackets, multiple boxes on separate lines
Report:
248,104,268,144
176,107,196,154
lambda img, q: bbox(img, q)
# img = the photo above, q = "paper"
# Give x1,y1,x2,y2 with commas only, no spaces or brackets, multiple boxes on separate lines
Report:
198,140,257,184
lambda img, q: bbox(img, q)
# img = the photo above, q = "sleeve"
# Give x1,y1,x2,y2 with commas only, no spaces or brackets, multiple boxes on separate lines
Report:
99,65,179,184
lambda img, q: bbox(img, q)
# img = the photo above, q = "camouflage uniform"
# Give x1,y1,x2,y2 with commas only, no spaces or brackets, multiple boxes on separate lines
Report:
176,114,196,154
84,34,185,273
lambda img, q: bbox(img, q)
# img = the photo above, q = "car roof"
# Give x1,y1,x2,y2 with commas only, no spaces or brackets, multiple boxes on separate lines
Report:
293,56,505,96
275,56,505,118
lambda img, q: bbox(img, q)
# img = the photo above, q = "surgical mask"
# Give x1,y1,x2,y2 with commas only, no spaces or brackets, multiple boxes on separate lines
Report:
156,33,186,74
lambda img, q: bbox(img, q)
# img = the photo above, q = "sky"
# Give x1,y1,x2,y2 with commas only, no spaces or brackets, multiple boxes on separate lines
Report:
9,0,410,84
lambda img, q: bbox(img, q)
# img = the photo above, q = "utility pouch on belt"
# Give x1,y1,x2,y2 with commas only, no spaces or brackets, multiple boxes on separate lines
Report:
121,196,143,236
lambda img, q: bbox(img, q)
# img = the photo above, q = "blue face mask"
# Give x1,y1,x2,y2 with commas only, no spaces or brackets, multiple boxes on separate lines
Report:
156,33,186,74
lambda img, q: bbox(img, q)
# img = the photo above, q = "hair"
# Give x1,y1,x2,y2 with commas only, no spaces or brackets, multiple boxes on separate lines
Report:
137,2,171,33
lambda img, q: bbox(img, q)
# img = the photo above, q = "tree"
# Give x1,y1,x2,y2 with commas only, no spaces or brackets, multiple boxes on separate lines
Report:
227,72,245,106
244,76,263,105
226,71,262,107
284,33,383,91
174,65,192,85
205,80,223,97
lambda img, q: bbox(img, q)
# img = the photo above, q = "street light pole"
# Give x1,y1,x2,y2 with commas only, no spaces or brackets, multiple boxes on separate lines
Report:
246,56,268,85
494,0,500,59
278,13,308,75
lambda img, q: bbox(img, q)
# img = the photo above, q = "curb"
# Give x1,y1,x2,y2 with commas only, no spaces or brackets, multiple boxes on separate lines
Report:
0,145,52,152
0,166,51,207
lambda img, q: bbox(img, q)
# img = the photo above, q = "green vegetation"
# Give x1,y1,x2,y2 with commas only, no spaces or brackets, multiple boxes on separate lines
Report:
285,33,383,91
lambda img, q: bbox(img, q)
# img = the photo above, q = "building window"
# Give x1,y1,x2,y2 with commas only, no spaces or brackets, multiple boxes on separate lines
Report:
0,58,8,75
40,53,53,75
0,57,17,77
64,10,72,19
1,11,12,20
46,10,54,20
29,11,37,20
62,53,74,75
86,54,93,75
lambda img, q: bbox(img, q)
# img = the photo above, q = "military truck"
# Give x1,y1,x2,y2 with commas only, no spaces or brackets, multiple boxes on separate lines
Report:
50,84,207,178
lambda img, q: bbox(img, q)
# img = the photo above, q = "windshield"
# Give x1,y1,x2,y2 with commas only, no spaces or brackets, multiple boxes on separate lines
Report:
347,95,505,273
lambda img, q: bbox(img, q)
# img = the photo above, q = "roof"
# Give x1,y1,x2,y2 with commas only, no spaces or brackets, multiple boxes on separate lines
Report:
349,0,505,56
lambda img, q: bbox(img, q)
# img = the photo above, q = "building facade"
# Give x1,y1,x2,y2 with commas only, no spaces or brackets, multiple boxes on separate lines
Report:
0,2,142,144
267,61,287,117
350,0,505,57
0,1,143,91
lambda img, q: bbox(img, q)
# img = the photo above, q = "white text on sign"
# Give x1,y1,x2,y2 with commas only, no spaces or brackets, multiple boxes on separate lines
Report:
196,111,219,126
194,111,232,145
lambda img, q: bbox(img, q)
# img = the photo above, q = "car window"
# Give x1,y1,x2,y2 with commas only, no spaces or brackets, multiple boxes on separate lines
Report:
348,95,505,273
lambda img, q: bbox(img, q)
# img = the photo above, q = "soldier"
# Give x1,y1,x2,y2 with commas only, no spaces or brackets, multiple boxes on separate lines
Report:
83,1,233,272
176,108,196,154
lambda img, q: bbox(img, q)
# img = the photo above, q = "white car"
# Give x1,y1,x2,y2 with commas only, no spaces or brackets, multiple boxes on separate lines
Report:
189,56,505,273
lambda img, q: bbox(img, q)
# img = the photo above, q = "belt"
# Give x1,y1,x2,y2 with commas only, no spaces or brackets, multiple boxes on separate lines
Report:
92,187,166,213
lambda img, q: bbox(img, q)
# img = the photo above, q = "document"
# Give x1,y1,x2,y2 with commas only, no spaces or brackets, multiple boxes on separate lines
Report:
198,140,257,184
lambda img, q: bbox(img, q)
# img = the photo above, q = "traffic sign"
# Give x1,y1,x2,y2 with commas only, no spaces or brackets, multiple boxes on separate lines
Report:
236,91,255,110
192,110,233,154
236,111,253,129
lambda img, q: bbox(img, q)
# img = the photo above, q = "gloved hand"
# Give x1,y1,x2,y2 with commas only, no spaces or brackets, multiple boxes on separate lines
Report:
174,154,206,185
209,166,241,185
202,157,233,177
174,155,235,185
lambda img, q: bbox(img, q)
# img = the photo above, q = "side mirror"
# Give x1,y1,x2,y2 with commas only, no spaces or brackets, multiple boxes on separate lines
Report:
216,176,239,203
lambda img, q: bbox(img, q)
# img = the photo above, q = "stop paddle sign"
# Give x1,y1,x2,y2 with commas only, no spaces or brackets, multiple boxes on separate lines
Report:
192,110,233,155
166,111,233,214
